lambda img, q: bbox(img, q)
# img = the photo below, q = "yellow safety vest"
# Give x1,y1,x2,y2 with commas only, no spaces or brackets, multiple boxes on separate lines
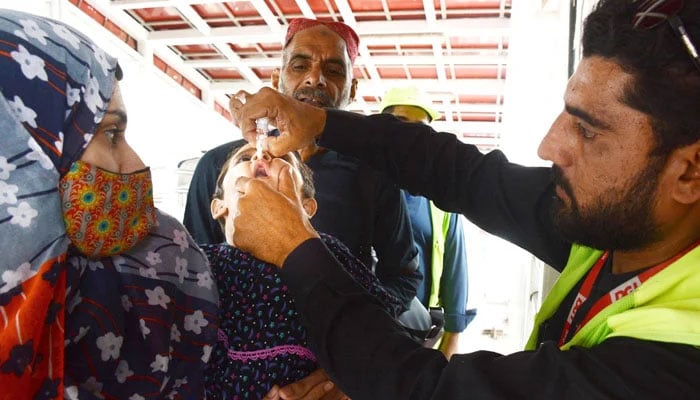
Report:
525,244,700,351
428,201,452,308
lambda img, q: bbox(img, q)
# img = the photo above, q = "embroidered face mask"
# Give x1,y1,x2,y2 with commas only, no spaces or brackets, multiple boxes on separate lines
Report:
59,160,156,258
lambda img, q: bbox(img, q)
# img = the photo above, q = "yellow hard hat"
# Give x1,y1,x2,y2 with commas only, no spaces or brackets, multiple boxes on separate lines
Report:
379,86,440,121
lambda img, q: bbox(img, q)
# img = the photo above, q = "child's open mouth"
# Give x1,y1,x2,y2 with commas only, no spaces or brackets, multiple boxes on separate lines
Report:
254,163,268,178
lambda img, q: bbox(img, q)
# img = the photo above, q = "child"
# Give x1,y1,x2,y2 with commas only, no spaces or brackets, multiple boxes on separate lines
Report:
202,144,404,398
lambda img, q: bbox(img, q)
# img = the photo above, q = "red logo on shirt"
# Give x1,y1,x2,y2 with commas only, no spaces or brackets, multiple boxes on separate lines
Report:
610,277,642,302
567,293,587,324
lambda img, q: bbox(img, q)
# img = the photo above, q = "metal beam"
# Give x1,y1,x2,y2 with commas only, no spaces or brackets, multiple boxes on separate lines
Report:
147,17,510,46
175,4,210,35
110,0,243,9
185,58,279,69
432,40,447,82
358,78,504,96
250,0,282,34
334,0,382,87
350,17,509,37
213,43,263,87
148,25,280,46
358,102,503,114
183,54,507,69
210,78,505,96
423,0,436,24
86,0,149,41
294,0,316,19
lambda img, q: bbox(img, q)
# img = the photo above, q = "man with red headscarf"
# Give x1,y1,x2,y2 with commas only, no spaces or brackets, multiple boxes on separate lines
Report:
185,18,422,399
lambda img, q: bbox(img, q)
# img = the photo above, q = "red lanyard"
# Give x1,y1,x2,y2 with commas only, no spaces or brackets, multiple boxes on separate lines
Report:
559,241,700,347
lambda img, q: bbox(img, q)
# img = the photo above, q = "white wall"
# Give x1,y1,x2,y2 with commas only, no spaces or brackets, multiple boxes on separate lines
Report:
499,0,571,348
501,0,570,165
458,0,570,354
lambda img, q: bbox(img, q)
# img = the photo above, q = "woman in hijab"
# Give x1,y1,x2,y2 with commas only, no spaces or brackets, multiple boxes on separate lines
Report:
0,9,218,399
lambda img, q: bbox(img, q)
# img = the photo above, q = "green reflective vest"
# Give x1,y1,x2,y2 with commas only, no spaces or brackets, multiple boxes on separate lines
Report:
525,243,700,351
428,201,452,308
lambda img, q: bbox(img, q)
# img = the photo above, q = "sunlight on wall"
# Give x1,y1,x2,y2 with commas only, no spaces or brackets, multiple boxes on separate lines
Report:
459,219,538,354
457,0,570,355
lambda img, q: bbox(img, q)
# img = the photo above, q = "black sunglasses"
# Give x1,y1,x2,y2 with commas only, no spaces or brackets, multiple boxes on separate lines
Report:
632,0,700,72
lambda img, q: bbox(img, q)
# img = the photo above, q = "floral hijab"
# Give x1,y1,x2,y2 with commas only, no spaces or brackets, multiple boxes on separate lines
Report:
0,9,217,399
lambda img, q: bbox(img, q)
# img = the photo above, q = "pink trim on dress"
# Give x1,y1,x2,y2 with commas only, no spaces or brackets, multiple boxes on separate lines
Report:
218,328,317,362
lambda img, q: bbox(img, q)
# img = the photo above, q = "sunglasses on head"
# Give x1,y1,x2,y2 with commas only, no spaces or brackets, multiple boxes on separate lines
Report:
632,0,700,72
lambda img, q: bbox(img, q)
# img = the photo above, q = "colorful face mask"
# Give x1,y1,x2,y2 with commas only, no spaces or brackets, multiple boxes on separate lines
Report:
59,160,156,258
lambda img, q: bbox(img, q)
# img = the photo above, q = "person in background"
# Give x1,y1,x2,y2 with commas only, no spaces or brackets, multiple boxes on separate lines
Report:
229,0,700,398
380,85,476,359
183,18,419,310
203,144,403,399
0,10,217,398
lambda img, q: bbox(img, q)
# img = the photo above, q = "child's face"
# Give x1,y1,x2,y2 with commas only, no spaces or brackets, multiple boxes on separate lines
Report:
211,144,316,245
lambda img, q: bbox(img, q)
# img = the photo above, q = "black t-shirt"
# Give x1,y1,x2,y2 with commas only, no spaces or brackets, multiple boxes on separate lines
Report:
538,256,653,345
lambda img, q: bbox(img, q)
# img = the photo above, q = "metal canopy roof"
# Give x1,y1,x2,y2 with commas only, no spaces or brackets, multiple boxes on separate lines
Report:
87,0,512,149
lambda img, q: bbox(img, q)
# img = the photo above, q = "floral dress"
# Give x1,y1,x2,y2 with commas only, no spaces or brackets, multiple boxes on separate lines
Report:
202,233,404,399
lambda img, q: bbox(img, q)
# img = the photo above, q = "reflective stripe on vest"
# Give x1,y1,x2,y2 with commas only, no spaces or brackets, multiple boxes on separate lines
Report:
525,243,700,351
428,201,452,308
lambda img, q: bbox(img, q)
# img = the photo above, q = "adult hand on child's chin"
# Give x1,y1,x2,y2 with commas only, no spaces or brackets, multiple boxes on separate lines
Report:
263,369,350,400
233,164,319,267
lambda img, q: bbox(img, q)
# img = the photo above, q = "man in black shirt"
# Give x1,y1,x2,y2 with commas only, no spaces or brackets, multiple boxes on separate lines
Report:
230,0,700,398
183,19,419,309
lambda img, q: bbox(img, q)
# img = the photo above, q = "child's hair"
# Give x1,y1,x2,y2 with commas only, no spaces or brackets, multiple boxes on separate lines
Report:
211,144,315,233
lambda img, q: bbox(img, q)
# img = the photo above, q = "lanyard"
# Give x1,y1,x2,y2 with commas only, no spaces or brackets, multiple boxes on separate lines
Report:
559,241,700,347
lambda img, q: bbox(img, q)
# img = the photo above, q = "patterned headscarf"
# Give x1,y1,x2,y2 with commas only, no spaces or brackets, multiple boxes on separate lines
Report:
0,9,217,399
285,18,360,63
